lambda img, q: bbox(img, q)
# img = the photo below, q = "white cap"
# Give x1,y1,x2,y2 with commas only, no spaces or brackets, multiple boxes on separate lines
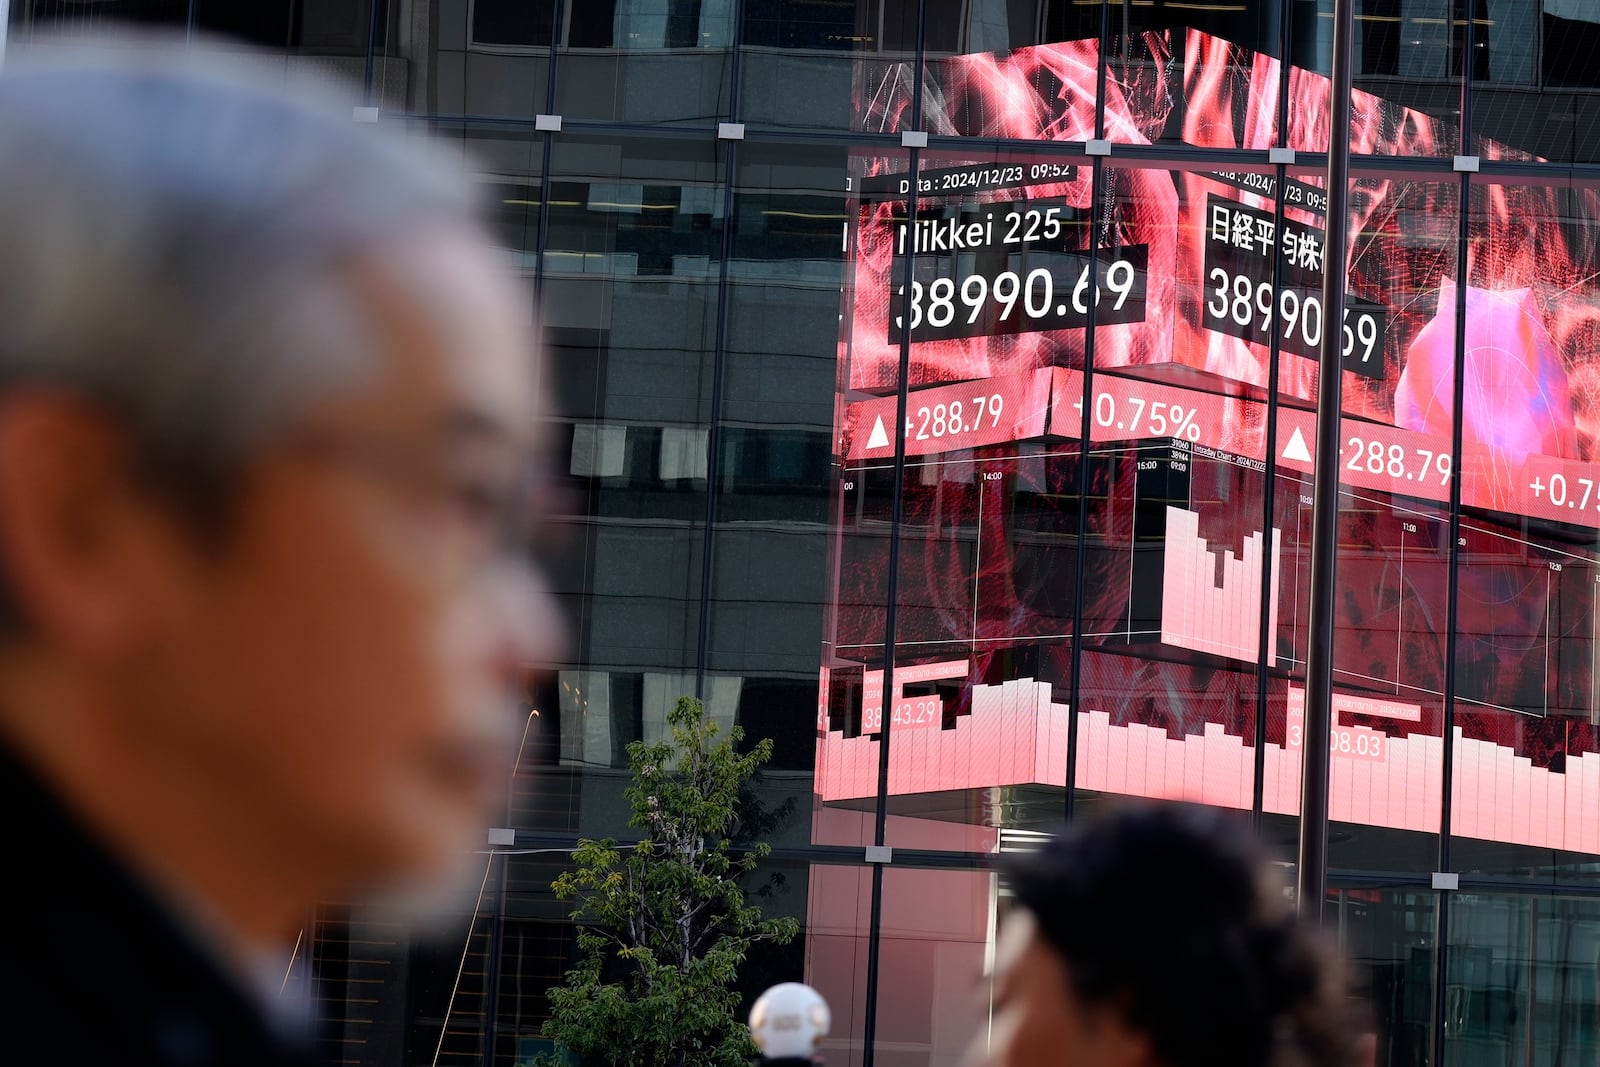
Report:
749,982,830,1059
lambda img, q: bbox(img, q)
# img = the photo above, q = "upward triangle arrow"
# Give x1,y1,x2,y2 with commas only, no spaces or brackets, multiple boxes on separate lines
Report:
1282,427,1312,463
865,415,891,451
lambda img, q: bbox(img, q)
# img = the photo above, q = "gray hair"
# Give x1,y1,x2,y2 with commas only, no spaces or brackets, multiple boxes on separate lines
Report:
0,35,482,493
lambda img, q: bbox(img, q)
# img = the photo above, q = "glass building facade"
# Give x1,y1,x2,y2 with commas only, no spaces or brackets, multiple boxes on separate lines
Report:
8,2,1600,1065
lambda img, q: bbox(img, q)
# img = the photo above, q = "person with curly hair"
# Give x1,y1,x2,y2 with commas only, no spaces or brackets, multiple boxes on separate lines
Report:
969,803,1366,1067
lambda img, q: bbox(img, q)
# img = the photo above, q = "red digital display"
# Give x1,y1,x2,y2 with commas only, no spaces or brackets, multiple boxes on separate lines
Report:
862,659,966,733
1047,368,1258,456
822,29,1600,857
841,369,1052,462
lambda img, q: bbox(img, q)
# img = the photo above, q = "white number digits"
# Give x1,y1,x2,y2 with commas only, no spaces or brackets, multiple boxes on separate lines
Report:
927,278,956,328
1388,444,1405,478
1095,392,1116,428
1201,267,1381,359
1023,209,1043,242
1072,265,1093,314
1025,268,1053,318
1357,314,1379,362
1106,259,1135,310
1149,403,1169,436
1339,439,1432,483
904,258,1141,336
960,274,988,325
1042,206,1063,240
1339,309,1381,365
993,271,1020,320
1279,289,1301,343
894,281,925,331
1345,437,1364,473
1367,440,1385,475
1302,294,1323,348
1208,267,1229,319
1231,273,1254,327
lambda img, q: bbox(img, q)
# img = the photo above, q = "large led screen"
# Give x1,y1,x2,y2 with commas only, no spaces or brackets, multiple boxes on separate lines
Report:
819,30,1600,857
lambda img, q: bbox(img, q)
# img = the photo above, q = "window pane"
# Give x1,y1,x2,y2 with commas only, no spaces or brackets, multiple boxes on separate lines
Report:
705,142,854,813
741,0,920,131
437,0,553,118
539,134,726,766
1333,887,1438,1067
872,865,995,1067
554,0,734,124
1450,178,1600,882
1444,894,1600,1067
471,0,557,48
1473,5,1600,163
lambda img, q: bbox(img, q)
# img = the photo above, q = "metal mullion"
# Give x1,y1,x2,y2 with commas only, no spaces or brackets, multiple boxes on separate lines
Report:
1253,165,1292,825
531,138,556,302
726,0,747,123
693,138,742,698
862,4,932,1061
1251,0,1298,837
363,0,383,106
1431,4,1477,1062
1062,0,1116,823
1094,1,1110,144
1296,0,1357,924
530,0,562,304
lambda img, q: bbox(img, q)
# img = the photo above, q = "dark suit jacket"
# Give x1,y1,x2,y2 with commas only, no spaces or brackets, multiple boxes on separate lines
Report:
0,745,315,1066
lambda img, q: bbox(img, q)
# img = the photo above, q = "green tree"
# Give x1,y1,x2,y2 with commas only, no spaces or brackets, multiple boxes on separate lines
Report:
540,697,799,1067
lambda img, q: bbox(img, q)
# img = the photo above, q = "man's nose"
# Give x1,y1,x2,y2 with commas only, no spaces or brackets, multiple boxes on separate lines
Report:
478,558,564,680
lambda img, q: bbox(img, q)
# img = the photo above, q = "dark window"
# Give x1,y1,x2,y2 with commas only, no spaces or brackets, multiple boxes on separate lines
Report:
569,0,708,49
471,0,557,48
1544,7,1600,88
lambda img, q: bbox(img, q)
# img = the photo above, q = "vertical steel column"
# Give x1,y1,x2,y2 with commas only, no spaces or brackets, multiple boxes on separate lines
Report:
1252,173,1290,827
861,4,928,1062
481,854,509,1066
1296,0,1357,923
1061,0,1115,823
1431,4,1476,1062
531,0,563,304
693,2,748,698
363,0,382,106
1252,0,1299,831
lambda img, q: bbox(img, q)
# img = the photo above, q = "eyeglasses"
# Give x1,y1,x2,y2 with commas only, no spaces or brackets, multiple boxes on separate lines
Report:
280,425,544,579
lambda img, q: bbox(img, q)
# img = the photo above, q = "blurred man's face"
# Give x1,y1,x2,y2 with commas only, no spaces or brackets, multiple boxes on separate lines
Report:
965,910,1151,1067
135,227,556,897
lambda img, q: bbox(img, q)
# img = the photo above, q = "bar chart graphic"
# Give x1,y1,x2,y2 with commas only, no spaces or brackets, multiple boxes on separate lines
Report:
817,677,1070,800
1160,506,1281,666
817,690,1600,854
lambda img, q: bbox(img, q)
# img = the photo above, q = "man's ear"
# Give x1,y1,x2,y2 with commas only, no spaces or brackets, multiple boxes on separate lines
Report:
0,392,160,657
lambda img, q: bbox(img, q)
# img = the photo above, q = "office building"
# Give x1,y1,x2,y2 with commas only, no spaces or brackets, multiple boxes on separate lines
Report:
7,3,1598,1065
